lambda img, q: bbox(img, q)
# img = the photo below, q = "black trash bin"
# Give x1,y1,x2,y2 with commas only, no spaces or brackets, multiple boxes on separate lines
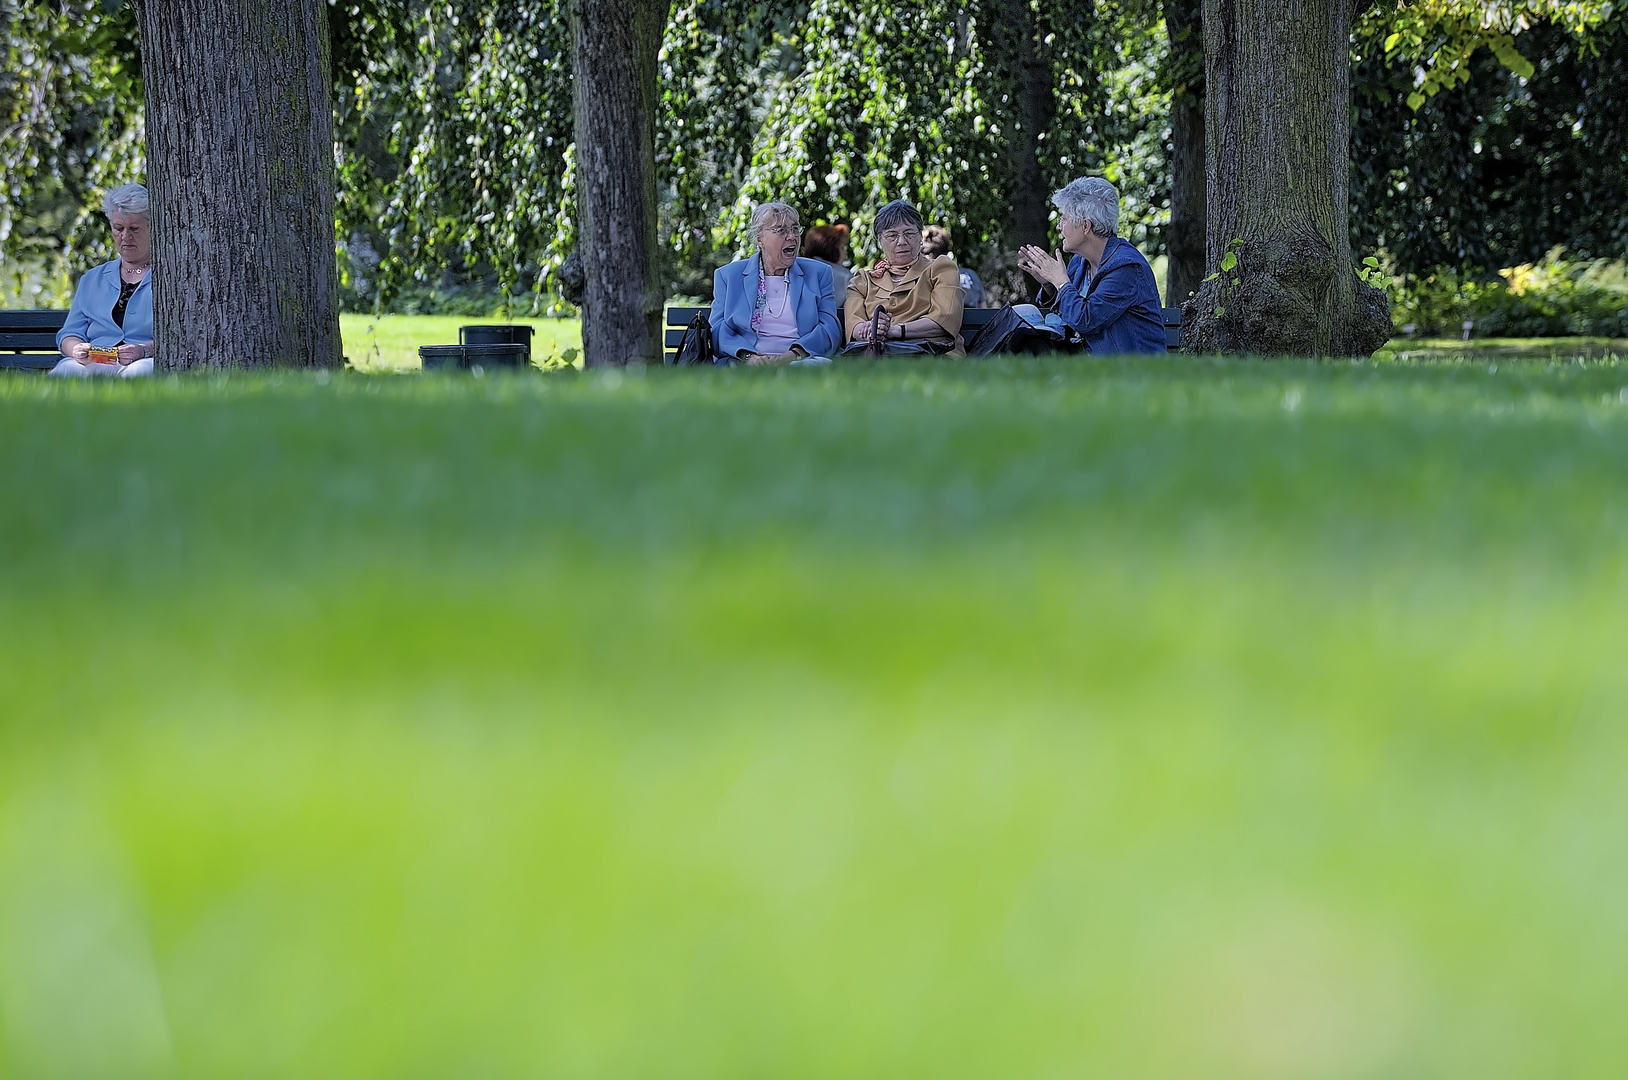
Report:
418,343,530,371
460,324,534,358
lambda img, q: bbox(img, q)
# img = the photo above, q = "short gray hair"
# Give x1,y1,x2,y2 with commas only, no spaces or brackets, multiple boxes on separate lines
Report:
748,202,800,248
872,200,924,238
103,183,150,218
1052,177,1118,238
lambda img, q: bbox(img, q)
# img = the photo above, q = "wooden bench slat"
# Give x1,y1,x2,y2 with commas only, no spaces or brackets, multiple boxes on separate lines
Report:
0,333,64,351
0,309,72,329
0,310,70,360
0,355,60,371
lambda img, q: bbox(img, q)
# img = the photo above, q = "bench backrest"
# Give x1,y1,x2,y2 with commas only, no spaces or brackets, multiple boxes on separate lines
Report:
0,310,70,354
0,310,69,370
663,305,1183,363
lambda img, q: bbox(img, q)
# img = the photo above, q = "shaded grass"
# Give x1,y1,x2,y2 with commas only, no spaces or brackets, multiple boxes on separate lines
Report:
3,356,1628,1078
1388,335,1628,362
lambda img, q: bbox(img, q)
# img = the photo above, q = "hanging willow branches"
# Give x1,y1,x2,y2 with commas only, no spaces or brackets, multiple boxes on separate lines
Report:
1,0,1621,311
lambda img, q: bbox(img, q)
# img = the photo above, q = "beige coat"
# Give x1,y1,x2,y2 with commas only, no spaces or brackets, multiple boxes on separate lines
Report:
843,255,965,353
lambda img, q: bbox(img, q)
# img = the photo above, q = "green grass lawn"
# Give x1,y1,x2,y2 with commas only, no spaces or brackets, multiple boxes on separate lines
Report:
5,356,1628,1078
340,313,582,370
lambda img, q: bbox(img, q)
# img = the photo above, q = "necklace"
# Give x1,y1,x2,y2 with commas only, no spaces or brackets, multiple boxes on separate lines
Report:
122,262,151,280
763,275,789,318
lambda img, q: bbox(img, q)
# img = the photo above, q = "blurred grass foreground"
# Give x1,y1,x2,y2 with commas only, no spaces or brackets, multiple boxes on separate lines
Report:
4,356,1628,1078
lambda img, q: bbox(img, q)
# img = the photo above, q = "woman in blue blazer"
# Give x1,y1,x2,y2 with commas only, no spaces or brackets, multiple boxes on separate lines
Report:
53,183,157,378
711,203,842,364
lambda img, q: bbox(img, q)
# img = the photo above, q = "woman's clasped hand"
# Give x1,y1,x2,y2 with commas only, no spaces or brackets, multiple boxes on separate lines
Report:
849,309,893,342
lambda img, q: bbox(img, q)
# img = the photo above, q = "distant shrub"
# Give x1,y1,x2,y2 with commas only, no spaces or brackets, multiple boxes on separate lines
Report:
1390,250,1628,338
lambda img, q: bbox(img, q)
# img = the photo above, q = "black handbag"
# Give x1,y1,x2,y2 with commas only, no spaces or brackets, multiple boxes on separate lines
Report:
966,302,1071,356
672,311,715,366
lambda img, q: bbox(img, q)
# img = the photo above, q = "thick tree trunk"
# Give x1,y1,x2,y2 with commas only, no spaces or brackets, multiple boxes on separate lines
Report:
1163,0,1206,307
1184,0,1390,356
132,0,340,370
1002,0,1058,255
570,0,665,368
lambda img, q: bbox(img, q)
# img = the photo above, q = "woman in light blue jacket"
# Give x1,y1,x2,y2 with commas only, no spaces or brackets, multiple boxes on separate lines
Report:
710,202,842,364
52,183,156,378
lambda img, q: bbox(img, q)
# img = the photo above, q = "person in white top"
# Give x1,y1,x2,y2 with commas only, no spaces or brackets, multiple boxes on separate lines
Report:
710,203,843,365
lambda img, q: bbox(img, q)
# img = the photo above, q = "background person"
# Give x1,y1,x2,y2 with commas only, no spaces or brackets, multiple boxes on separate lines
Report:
801,223,852,300
845,200,964,352
921,225,986,307
711,202,842,364
1017,176,1165,355
53,183,156,378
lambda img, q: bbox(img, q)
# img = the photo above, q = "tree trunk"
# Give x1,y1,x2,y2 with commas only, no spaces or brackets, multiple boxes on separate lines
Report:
1002,0,1058,257
989,0,1067,296
132,0,340,370
1163,0,1206,307
570,0,665,368
1183,0,1390,356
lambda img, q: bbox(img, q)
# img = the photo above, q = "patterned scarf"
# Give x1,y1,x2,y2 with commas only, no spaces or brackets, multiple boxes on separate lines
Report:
750,254,793,334
750,254,768,333
867,257,899,281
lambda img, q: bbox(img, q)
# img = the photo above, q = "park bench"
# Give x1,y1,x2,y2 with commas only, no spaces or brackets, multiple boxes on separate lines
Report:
0,309,69,372
664,305,1184,364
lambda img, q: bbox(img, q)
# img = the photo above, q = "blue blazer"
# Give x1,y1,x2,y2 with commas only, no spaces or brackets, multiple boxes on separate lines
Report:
57,258,155,350
1054,237,1167,355
710,256,842,360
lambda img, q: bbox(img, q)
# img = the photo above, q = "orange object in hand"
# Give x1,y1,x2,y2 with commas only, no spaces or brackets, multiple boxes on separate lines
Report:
87,346,119,365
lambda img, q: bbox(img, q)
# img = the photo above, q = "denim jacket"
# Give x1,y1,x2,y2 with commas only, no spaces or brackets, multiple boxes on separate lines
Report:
1054,238,1166,355
57,258,154,351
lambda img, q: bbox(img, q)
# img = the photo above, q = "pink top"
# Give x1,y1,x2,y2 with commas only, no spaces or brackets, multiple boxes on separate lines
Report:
755,274,800,354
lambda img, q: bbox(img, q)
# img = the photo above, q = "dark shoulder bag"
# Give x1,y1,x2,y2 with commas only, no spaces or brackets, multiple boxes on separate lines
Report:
672,311,716,366
966,303,1034,356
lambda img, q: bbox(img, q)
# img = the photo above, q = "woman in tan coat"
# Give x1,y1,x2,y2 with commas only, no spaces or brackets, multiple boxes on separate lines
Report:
844,200,964,353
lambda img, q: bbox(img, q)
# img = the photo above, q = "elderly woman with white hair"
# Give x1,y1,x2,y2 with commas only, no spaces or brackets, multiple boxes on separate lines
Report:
710,202,842,364
1017,177,1165,355
52,183,156,378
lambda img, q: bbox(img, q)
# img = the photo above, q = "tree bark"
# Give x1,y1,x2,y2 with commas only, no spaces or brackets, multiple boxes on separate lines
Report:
1001,0,1058,256
1162,0,1206,307
1184,0,1391,356
570,0,666,368
132,0,340,370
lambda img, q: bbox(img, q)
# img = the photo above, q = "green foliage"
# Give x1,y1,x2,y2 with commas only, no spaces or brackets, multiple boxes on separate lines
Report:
0,0,143,302
1357,254,1395,293
0,1,1173,310
332,0,577,315
1361,0,1616,105
723,0,1168,267
1390,250,1628,336
1352,13,1628,272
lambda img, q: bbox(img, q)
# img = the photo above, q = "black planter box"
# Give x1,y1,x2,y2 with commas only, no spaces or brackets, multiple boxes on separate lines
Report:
418,343,531,371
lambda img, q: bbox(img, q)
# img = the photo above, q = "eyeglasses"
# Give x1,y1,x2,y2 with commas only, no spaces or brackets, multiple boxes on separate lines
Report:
761,224,802,238
880,228,920,245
